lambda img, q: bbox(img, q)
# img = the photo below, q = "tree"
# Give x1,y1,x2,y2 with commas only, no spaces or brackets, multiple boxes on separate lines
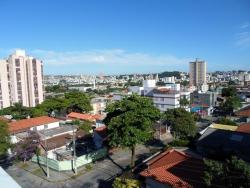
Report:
36,97,67,116
112,177,140,188
222,87,237,97
13,131,40,162
64,91,92,113
220,86,241,115
221,96,242,115
72,119,93,133
204,156,250,187
104,94,160,167
179,98,190,108
0,120,10,157
217,117,237,126
0,103,32,120
162,108,196,139
180,80,189,87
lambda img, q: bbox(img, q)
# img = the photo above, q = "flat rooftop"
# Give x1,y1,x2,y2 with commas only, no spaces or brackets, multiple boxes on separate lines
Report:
38,125,77,139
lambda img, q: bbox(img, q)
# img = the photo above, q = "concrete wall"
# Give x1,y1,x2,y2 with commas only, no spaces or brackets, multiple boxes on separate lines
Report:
32,147,107,171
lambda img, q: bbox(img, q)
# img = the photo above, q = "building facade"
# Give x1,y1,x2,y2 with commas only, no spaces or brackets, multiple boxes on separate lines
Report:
0,50,44,109
189,59,207,87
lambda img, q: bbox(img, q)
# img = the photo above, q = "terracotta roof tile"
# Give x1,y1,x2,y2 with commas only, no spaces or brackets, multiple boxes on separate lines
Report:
140,149,206,188
8,116,60,134
236,106,250,117
67,112,103,121
236,123,250,134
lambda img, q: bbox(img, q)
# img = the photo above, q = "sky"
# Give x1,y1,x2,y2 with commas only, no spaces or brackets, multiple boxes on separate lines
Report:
0,0,249,75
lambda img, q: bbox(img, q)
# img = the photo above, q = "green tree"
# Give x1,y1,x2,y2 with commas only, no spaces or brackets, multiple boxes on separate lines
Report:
217,117,237,126
0,103,32,120
222,87,237,97
220,86,241,115
104,95,160,167
72,119,93,133
179,98,190,108
162,108,196,139
180,80,189,87
112,177,140,188
36,97,67,115
221,96,242,115
204,156,250,187
65,91,92,113
0,120,10,156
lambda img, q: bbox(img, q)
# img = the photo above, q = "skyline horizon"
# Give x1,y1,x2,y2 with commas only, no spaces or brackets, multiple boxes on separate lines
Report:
1,48,250,76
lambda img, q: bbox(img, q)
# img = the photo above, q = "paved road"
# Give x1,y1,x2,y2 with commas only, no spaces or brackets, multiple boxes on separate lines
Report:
5,145,150,188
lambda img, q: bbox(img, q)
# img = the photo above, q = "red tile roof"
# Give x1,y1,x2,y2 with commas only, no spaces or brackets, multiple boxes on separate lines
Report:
67,112,103,121
236,106,250,117
8,116,60,134
236,123,250,134
140,149,206,188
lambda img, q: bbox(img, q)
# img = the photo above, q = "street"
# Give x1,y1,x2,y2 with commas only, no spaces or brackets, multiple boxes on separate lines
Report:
5,145,150,188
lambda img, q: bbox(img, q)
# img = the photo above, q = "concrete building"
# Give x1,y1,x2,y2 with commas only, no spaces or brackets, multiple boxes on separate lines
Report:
0,50,44,109
189,59,207,87
128,80,189,112
153,89,180,111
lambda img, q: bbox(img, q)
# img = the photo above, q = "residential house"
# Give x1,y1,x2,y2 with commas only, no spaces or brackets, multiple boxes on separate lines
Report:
8,116,85,160
236,105,250,123
67,112,105,128
197,124,250,161
140,149,207,188
8,116,60,144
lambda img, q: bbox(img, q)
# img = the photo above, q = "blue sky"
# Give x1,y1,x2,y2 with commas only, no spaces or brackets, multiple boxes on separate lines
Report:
0,0,249,75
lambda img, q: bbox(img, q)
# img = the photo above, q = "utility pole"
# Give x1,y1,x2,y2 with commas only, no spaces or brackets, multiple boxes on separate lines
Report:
45,136,50,178
72,124,77,175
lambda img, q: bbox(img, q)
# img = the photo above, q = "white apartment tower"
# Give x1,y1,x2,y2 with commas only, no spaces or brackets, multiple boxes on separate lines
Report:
0,50,44,109
189,58,206,87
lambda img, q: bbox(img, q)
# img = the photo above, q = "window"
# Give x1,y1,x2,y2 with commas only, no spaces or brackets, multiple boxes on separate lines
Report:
161,104,164,108
15,59,20,67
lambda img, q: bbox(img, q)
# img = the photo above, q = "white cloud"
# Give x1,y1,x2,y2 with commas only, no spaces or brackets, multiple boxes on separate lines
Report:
240,22,250,29
235,31,250,47
30,49,191,67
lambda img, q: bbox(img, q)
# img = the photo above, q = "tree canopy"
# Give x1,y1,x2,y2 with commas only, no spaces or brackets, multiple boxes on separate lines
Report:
104,94,160,167
220,87,242,115
0,120,10,156
204,156,250,187
0,103,32,120
217,117,237,126
162,108,196,139
221,87,237,97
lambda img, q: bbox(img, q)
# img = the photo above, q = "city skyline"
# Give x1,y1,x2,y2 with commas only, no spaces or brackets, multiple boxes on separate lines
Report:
0,0,250,74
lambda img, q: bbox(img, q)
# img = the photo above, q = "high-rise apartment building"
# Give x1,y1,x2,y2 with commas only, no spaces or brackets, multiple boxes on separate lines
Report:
189,59,206,87
0,50,44,109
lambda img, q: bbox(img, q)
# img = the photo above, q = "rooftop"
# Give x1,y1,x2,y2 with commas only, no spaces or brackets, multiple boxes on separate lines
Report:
236,105,250,117
236,123,250,134
140,149,206,187
67,112,103,121
40,129,85,150
8,116,60,134
38,125,78,140
210,124,238,131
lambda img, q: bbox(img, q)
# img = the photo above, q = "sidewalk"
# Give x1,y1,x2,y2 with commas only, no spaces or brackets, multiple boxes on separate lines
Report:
5,145,151,188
